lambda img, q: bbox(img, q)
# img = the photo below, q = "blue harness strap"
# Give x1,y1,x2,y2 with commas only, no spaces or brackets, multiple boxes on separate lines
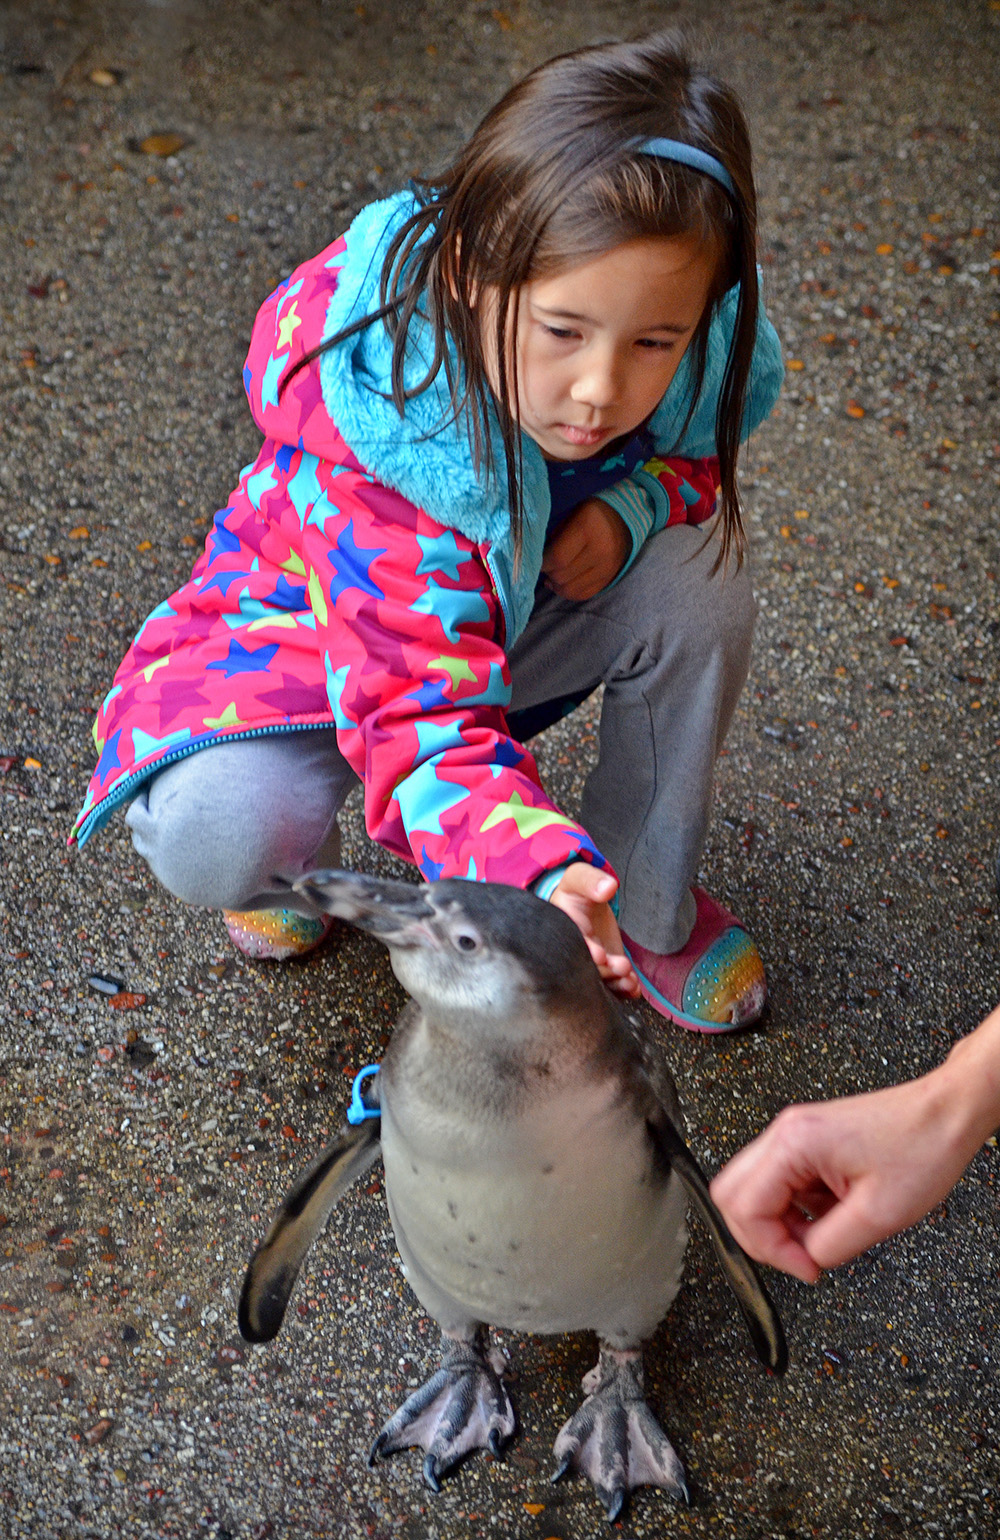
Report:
347,1063,382,1125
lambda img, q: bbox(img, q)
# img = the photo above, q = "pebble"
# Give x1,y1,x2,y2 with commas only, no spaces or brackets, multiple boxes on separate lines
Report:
87,973,125,996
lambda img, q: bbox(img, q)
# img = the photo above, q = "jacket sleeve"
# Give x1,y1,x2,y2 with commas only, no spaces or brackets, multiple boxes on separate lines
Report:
598,455,721,580
301,474,611,889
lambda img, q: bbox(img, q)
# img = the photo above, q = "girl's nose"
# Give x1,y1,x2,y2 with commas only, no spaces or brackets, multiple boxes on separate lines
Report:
569,348,619,410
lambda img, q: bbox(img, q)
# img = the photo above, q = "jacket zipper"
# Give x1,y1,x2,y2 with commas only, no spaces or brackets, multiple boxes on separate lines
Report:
74,719,333,847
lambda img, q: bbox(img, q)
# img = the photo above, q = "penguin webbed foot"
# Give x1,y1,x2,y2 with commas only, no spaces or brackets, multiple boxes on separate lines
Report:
370,1328,516,1491
551,1346,689,1522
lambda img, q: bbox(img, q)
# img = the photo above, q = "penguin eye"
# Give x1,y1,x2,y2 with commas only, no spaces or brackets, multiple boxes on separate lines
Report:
451,928,482,954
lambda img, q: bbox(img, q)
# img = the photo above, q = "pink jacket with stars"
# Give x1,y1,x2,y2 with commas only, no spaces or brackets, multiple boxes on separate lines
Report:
72,193,778,892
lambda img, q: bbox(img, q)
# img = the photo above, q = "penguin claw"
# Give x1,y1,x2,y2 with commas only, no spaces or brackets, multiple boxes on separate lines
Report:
603,1488,625,1524
422,1454,442,1493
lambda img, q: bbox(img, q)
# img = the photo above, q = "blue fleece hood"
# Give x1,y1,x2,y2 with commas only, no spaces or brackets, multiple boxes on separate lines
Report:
317,191,782,639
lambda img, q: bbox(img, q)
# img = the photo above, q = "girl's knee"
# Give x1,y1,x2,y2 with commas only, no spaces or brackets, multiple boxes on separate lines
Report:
124,774,267,909
123,738,347,909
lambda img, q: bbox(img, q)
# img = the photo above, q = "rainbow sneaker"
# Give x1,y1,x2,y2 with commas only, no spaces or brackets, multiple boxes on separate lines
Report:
223,907,336,962
622,888,766,1033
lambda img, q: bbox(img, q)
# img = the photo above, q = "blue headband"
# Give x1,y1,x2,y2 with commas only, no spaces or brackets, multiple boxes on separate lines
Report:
636,137,736,199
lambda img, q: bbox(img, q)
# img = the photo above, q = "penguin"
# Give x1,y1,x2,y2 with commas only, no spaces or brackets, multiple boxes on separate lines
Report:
239,871,787,1521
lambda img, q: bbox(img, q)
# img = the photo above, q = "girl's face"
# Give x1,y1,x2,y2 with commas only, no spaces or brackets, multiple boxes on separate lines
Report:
503,234,718,461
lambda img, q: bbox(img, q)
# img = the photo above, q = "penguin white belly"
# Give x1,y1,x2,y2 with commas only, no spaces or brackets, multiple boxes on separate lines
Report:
380,1084,688,1345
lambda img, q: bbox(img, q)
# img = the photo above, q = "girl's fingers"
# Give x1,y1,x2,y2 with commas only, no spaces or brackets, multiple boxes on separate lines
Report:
586,938,610,969
549,866,637,995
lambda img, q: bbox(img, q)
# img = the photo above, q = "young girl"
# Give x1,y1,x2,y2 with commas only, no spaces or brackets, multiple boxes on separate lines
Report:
71,32,783,1033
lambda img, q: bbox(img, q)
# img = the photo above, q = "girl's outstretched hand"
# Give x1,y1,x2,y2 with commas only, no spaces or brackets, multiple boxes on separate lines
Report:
549,862,640,998
542,497,630,602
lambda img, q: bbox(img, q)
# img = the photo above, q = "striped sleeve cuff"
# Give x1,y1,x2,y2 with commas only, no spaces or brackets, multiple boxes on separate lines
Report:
531,860,578,902
599,477,656,556
597,474,670,586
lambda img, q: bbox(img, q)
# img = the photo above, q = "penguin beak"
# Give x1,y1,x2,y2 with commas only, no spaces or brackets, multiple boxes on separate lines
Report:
293,869,441,948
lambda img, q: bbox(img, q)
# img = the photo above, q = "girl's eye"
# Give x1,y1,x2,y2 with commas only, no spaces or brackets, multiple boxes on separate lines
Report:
637,337,676,351
543,325,577,341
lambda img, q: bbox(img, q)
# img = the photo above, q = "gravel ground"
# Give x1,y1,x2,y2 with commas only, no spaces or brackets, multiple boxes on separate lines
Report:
1,1,998,1536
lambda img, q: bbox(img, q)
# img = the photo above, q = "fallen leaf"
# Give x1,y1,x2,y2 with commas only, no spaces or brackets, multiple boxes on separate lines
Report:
109,992,147,1010
138,133,187,158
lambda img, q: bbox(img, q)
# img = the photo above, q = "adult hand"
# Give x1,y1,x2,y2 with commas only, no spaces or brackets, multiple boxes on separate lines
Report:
709,1069,994,1283
541,497,630,601
549,862,640,998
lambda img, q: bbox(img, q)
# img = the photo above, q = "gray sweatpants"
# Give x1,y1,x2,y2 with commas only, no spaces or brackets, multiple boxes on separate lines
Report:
125,522,755,953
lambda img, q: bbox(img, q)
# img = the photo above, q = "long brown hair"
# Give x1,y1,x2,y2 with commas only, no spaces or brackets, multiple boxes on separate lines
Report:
287,31,759,570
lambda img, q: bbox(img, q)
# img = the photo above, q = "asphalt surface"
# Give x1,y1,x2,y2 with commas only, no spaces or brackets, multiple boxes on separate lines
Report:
1,1,998,1536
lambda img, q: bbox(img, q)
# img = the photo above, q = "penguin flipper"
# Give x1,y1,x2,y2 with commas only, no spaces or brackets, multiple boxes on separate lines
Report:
648,1114,789,1375
239,1119,382,1344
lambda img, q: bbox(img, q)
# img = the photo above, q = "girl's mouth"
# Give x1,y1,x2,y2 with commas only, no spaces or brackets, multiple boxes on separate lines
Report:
556,424,610,447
